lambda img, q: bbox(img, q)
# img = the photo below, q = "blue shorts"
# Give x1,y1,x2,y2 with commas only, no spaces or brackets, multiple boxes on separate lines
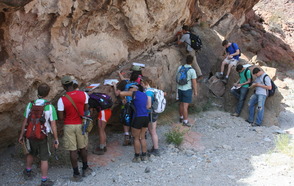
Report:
178,89,192,103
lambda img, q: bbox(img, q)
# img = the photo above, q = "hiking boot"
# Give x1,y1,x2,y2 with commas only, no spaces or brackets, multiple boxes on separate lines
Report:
41,179,54,186
82,167,93,177
141,155,148,161
93,147,105,155
222,78,228,84
231,113,239,117
132,156,141,163
251,123,261,127
23,169,36,180
123,135,130,146
182,121,191,127
71,174,83,182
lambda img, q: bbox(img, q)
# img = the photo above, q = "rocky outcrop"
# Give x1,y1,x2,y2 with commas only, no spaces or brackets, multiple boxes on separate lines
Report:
0,0,292,149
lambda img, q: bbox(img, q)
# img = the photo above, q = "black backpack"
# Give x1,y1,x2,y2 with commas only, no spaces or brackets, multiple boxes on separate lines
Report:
243,67,252,86
230,42,241,56
120,92,136,125
263,74,277,97
185,33,202,51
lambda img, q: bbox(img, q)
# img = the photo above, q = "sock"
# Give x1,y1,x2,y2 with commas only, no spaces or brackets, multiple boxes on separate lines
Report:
73,167,79,175
220,72,223,75
124,132,129,136
226,75,229,79
41,177,47,182
135,153,140,157
141,152,147,156
82,162,88,170
180,116,184,119
183,120,188,123
99,144,105,149
26,168,32,172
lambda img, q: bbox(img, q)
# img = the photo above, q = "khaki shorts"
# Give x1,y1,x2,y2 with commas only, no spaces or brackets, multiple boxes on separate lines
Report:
63,124,88,151
224,57,238,66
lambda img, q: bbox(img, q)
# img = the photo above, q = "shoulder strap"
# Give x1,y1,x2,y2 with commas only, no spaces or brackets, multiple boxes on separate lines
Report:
65,94,82,117
244,68,249,81
263,74,270,86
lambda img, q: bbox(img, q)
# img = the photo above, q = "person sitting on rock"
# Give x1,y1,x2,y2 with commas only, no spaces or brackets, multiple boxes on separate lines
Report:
246,68,272,126
177,25,203,80
230,65,252,117
119,84,150,163
18,83,59,186
216,40,240,84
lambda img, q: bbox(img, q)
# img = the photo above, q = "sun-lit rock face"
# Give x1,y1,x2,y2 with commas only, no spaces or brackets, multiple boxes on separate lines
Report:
0,0,291,149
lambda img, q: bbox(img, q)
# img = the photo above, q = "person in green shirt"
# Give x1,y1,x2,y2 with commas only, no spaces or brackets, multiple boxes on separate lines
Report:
230,65,252,117
18,83,59,186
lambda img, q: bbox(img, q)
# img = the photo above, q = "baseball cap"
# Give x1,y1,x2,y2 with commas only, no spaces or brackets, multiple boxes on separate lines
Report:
131,65,142,71
61,76,73,85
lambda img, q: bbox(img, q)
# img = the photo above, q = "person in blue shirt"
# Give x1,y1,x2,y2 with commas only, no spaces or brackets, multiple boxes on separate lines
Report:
217,40,241,84
119,84,150,163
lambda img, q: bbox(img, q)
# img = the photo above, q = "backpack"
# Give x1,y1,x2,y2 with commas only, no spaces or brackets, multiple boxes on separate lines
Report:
187,33,202,51
89,93,113,112
243,67,252,86
230,42,241,56
25,102,50,140
176,65,192,85
148,88,166,113
263,74,277,97
120,92,136,126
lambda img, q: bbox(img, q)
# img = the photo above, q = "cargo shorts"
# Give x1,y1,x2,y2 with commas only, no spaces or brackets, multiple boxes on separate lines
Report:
63,124,88,151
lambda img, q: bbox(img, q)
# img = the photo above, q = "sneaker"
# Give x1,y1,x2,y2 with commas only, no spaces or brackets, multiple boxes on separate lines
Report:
123,135,130,146
41,179,54,186
216,73,223,79
132,156,141,163
23,169,36,180
222,78,228,84
179,118,183,123
150,149,160,156
231,113,239,117
71,174,83,182
251,123,261,127
141,155,148,161
245,119,253,125
182,121,191,127
82,167,93,177
93,147,105,155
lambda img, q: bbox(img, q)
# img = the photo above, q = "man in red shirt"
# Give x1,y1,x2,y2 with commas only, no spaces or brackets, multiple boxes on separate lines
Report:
57,76,92,181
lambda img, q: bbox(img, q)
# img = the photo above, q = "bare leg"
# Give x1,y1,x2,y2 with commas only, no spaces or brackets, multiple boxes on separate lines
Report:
26,154,34,169
226,63,234,77
139,127,148,153
182,102,189,120
98,119,107,146
40,161,48,178
131,128,141,154
148,121,159,149
220,60,227,74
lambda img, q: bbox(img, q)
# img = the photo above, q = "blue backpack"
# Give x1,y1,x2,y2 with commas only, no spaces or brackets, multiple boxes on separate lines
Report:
176,65,192,85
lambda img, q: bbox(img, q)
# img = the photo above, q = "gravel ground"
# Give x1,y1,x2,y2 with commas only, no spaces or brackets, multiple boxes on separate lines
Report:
1,71,294,186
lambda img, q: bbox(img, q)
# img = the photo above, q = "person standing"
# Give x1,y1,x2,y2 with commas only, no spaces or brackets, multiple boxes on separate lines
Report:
141,76,160,156
230,65,252,117
57,76,92,181
217,40,241,84
177,25,203,79
119,84,149,162
246,68,272,126
177,55,198,127
18,83,59,186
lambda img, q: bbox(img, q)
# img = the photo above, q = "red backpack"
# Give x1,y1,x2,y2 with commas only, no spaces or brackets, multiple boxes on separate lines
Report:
25,102,50,140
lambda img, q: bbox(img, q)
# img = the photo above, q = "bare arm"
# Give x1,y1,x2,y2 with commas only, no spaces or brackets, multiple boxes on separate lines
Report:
117,71,127,81
18,118,28,144
192,78,197,96
147,96,152,109
50,120,59,149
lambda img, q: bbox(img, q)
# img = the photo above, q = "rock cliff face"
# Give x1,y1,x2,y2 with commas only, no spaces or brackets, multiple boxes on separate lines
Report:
0,0,292,149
